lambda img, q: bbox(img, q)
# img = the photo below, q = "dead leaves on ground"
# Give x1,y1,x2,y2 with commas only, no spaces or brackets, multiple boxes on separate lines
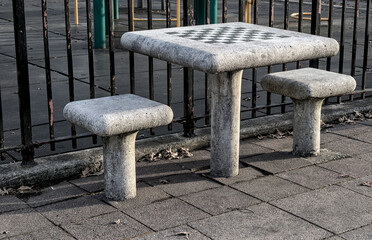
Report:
141,147,193,162
361,181,372,187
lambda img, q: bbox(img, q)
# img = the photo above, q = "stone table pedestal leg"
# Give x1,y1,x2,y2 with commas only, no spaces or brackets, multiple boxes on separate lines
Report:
292,98,324,157
102,132,137,200
211,70,243,177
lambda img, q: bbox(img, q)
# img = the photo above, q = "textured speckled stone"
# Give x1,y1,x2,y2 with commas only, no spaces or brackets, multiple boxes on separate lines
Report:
121,23,339,74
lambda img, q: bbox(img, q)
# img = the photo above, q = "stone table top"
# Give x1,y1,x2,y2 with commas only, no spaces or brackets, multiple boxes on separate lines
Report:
121,22,339,74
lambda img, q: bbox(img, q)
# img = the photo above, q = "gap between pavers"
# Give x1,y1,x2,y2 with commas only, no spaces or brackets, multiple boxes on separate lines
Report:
1,98,372,189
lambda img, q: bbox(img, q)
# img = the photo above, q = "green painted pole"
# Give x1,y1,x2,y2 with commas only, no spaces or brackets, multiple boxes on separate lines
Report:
194,0,206,25
210,0,217,24
94,0,106,48
114,0,119,19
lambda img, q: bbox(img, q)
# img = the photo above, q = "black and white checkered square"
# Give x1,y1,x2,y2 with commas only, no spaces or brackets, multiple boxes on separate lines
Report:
166,26,290,44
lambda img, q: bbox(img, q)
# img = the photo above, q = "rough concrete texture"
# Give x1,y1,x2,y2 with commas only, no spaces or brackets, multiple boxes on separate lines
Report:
261,68,356,100
121,23,339,74
2,98,372,189
210,70,242,177
63,94,173,136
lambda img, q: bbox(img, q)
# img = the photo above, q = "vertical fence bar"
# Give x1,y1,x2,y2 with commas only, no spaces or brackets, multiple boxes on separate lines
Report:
297,0,303,69
41,0,55,151
108,0,116,96
12,0,34,164
64,0,77,148
310,0,321,68
86,0,97,144
281,0,289,113
238,0,243,22
206,0,210,24
267,0,274,115
0,88,5,160
350,0,359,101
222,0,227,23
205,0,210,125
338,0,346,103
147,0,155,135
183,0,194,137
166,0,173,130
128,0,135,93
251,0,258,118
361,0,371,99
326,0,333,71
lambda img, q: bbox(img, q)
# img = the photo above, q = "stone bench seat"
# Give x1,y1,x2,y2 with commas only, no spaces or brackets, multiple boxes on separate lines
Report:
261,68,356,156
63,94,173,200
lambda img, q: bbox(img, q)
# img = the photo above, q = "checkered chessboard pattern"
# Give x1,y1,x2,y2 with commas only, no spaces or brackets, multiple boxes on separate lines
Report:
166,26,291,44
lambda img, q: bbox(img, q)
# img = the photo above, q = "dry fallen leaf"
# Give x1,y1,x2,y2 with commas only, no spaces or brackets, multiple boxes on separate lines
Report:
160,179,169,184
113,219,121,225
339,174,350,178
0,188,9,196
17,186,33,194
175,232,190,239
361,181,372,187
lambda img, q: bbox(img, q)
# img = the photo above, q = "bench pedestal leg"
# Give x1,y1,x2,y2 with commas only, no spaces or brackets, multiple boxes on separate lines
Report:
292,98,324,157
210,70,243,177
102,132,137,200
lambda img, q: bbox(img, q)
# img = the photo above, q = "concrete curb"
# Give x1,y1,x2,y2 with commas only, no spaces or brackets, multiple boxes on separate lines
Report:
1,98,371,189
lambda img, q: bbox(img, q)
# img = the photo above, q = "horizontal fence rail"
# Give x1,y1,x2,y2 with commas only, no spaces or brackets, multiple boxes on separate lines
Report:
0,0,371,163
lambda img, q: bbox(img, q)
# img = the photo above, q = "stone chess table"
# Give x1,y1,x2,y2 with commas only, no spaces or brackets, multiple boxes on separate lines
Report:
121,22,339,177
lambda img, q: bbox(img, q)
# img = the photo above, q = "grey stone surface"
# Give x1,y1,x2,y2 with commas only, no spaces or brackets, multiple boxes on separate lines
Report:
304,149,350,165
338,175,372,198
203,166,264,185
180,186,261,215
121,22,339,74
133,225,211,240
146,173,221,197
62,211,151,240
0,208,54,239
322,138,372,156
272,185,372,234
320,153,372,178
277,166,352,190
253,136,293,152
261,68,356,100
239,141,274,158
99,182,171,210
63,94,173,136
125,198,210,231
210,70,242,177
189,203,332,240
70,174,104,193
136,159,189,180
340,224,372,240
8,226,75,240
170,150,210,172
232,176,308,202
0,195,28,213
26,181,86,207
36,196,116,225
240,151,311,174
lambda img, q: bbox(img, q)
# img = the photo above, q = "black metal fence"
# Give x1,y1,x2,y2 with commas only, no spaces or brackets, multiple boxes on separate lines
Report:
1,0,371,164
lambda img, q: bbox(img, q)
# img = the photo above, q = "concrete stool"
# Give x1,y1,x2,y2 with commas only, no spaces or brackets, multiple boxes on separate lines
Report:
63,94,173,200
261,68,356,157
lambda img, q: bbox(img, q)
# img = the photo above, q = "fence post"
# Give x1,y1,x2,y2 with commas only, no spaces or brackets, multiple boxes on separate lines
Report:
310,0,321,68
94,0,106,48
12,0,35,164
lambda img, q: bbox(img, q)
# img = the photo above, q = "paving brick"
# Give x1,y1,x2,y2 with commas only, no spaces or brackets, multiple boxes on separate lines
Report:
324,236,344,240
133,225,211,240
338,175,372,198
203,166,264,185
239,141,274,158
62,211,150,240
98,182,171,210
36,195,116,225
8,226,75,240
0,195,28,213
145,173,221,197
340,224,372,240
189,203,331,240
232,176,308,202
326,123,372,138
272,185,372,234
252,136,293,152
180,186,261,215
322,138,372,156
26,181,86,207
70,174,104,193
320,153,372,178
170,150,210,171
277,166,352,190
240,151,311,174
136,159,189,181
125,198,210,231
304,149,350,164
320,131,344,144
0,208,54,239
350,130,372,144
